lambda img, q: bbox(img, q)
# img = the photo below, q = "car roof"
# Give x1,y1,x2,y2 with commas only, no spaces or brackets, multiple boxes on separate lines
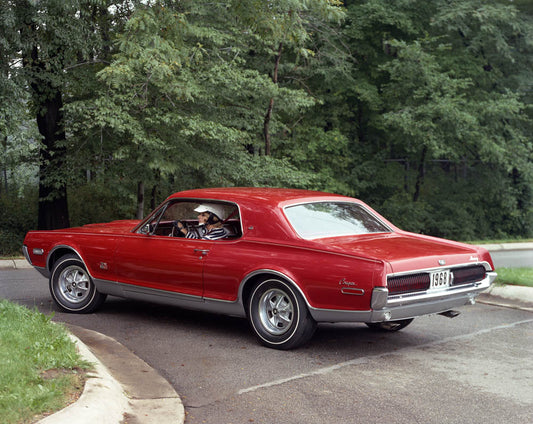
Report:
165,188,392,241
168,187,355,208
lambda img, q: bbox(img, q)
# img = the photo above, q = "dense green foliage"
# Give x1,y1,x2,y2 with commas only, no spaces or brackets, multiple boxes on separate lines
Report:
1,0,531,254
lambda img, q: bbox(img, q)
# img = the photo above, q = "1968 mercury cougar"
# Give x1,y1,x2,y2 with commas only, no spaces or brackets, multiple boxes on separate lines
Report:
23,188,497,349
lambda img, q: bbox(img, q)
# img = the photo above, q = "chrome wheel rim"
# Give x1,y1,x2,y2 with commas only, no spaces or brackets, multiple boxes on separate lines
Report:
258,288,294,335
58,265,91,304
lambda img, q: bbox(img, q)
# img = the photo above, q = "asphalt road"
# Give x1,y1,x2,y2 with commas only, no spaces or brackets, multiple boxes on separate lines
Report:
1,268,532,424
490,249,533,268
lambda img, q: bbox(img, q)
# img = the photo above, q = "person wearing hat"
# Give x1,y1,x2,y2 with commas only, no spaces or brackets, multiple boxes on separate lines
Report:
174,204,228,240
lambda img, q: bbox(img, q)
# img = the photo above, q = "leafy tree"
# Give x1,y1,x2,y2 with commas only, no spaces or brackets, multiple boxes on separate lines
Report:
2,1,109,229
341,0,532,238
70,0,344,217
0,0,530,248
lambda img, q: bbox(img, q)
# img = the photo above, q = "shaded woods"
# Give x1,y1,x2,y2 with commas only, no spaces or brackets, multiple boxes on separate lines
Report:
1,0,531,254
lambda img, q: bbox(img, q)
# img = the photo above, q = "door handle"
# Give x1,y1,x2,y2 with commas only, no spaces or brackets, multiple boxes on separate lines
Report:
194,249,210,255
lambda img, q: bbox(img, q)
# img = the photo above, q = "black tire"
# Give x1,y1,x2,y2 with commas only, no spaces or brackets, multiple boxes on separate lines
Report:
247,277,316,350
365,318,414,332
49,254,106,313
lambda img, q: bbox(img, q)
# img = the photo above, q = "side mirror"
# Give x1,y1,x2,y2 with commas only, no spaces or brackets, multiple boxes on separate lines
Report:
139,224,152,235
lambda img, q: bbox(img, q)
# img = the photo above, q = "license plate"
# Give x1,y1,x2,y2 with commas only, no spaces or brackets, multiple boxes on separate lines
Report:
430,270,450,290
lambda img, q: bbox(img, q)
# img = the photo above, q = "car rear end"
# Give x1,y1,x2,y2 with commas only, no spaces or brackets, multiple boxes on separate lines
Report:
369,260,496,322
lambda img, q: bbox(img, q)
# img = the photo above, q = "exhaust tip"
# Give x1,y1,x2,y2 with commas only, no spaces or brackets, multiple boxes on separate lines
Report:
439,310,461,318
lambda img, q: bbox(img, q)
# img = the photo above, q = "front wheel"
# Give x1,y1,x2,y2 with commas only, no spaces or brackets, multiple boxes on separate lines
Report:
50,254,106,313
247,278,316,350
365,318,414,332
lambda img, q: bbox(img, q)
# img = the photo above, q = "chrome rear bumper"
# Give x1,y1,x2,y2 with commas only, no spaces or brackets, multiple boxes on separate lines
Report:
368,272,496,322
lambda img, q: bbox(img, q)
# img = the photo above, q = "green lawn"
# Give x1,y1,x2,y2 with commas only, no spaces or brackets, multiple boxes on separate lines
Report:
495,267,533,288
0,300,90,424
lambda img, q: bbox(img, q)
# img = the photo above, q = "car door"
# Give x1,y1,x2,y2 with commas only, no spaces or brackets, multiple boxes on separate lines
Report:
114,233,211,298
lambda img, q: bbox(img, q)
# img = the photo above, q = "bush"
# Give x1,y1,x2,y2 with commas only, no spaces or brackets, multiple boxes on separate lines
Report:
68,182,137,227
0,191,38,256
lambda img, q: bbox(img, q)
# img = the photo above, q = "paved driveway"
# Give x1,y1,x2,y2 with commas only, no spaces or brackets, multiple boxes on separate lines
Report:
1,268,532,424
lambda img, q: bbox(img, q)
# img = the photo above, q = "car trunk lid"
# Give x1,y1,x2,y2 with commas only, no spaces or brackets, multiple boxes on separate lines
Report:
312,232,485,273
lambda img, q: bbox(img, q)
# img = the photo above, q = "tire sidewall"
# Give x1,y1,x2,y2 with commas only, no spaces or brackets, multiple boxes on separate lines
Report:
248,278,313,349
50,255,99,313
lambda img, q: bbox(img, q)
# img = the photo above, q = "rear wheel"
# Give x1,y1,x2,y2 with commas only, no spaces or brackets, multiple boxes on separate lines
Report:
50,254,106,313
247,277,316,350
365,318,413,332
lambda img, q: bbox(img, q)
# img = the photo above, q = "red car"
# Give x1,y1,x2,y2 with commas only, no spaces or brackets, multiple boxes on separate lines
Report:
23,188,497,349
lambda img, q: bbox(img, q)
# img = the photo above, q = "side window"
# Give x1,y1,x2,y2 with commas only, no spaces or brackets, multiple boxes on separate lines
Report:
161,203,196,222
139,200,242,239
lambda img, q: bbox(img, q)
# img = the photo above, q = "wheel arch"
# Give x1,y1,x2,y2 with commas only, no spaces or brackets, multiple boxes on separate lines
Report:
47,245,87,275
239,269,311,312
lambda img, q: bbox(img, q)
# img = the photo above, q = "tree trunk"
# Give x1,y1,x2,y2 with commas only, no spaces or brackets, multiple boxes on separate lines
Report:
27,41,70,230
263,43,283,156
35,88,70,230
136,181,145,219
1,136,7,195
413,147,427,203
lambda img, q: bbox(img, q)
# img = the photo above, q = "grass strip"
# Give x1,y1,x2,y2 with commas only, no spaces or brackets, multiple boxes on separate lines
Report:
495,267,533,288
0,300,90,424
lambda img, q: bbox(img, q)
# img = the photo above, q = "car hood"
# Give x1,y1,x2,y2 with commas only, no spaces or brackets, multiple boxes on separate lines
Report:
59,220,141,234
312,232,491,273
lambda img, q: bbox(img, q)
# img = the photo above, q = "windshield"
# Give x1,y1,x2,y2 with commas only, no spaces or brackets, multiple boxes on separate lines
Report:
284,202,391,239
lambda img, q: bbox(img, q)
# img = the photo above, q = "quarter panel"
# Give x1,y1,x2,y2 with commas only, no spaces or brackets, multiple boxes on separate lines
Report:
24,231,122,281
202,239,384,312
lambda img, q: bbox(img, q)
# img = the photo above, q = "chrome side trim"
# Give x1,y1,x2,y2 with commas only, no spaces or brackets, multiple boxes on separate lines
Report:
309,307,373,323
93,279,246,318
341,288,365,296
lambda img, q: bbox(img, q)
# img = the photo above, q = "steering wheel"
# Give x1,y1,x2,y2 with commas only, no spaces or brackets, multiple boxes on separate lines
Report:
171,220,187,237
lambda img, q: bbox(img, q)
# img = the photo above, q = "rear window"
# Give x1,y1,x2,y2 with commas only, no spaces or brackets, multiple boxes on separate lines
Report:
284,202,390,239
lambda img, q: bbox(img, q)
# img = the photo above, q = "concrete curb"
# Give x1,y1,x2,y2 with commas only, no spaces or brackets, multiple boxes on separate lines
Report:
478,284,533,312
38,326,185,424
0,259,33,270
38,334,130,424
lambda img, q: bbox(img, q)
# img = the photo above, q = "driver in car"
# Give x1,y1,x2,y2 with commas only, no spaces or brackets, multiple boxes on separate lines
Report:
174,204,228,240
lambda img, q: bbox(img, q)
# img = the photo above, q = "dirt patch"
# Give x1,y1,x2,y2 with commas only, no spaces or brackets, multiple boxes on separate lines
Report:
31,368,88,423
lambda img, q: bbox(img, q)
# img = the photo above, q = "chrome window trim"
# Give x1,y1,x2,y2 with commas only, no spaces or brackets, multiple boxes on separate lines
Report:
282,200,393,240
133,197,243,237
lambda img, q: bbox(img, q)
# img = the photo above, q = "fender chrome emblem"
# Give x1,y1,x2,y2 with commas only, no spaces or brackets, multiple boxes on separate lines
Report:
438,259,446,266
339,278,356,286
